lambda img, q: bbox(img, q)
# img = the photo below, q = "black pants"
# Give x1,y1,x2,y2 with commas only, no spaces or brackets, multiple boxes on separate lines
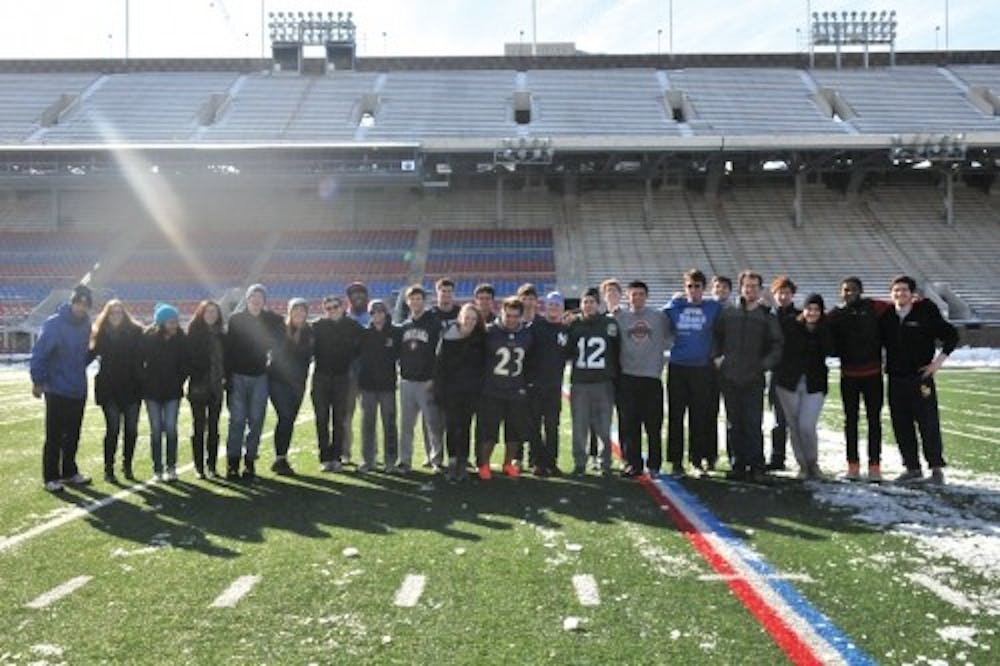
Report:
721,379,765,472
445,392,478,465
888,375,945,471
841,374,883,465
667,364,715,467
43,393,86,483
270,379,305,458
767,377,788,464
527,384,562,470
311,372,351,463
709,368,733,465
190,396,223,473
621,374,664,472
101,400,139,474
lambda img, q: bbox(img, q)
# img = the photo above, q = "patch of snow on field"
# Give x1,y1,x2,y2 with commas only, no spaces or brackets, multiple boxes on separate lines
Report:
937,626,979,646
623,522,699,577
810,427,1000,616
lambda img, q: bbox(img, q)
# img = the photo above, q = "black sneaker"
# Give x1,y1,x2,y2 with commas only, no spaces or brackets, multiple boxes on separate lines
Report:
895,468,924,484
725,469,748,482
765,460,786,471
620,465,640,479
572,464,586,476
271,459,295,476
104,471,117,484
750,469,773,485
670,463,685,479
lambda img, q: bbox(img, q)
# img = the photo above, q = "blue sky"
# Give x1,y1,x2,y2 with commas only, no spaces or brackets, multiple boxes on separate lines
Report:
0,0,996,59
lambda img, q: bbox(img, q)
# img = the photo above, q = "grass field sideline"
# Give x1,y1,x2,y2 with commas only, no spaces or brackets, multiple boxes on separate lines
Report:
0,366,997,664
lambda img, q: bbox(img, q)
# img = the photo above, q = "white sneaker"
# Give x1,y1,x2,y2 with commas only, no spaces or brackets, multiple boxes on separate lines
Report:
44,480,64,493
321,461,343,473
165,468,178,482
64,473,91,486
357,463,371,473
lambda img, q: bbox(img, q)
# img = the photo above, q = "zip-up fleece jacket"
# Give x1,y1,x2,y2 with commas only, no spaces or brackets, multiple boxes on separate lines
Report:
712,300,783,386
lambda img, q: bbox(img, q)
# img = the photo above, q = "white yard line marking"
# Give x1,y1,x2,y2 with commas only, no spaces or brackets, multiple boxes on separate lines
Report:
905,573,979,613
572,574,600,606
25,575,93,609
0,464,194,554
698,573,816,583
941,427,997,445
393,574,426,608
210,575,261,608
0,414,312,554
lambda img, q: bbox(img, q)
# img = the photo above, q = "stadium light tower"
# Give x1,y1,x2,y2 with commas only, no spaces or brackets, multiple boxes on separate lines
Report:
810,9,897,69
267,9,357,71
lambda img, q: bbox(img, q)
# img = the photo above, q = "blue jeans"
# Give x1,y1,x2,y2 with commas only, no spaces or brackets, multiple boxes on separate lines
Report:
146,399,179,474
226,373,269,461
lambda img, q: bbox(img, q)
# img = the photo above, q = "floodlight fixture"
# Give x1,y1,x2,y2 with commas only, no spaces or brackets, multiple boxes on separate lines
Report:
810,7,897,68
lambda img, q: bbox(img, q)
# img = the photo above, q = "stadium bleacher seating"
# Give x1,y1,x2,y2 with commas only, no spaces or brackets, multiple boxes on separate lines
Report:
0,231,109,322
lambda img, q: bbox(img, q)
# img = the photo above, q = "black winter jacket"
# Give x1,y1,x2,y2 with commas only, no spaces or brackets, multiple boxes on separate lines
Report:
139,327,189,402
270,325,314,389
358,323,401,391
774,318,834,394
880,300,958,377
434,325,486,405
712,301,784,386
91,322,143,407
312,316,363,376
226,309,284,377
186,326,226,403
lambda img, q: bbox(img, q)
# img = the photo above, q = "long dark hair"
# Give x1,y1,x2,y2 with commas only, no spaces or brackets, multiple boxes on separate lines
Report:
188,300,224,337
90,299,139,350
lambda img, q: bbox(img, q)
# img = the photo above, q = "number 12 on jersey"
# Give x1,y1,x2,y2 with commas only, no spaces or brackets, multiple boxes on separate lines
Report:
576,337,607,369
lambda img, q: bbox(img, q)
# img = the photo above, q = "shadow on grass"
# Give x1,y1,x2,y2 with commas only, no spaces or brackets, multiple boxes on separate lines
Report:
49,466,658,558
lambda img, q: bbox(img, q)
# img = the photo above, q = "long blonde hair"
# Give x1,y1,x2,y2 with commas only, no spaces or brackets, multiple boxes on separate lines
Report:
90,299,139,349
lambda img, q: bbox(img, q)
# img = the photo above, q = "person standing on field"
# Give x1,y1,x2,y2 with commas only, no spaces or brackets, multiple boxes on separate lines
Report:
879,276,958,485
268,298,314,476
397,285,443,473
766,275,799,471
712,272,783,483
186,300,226,479
90,298,143,483
358,299,402,473
311,294,363,472
617,280,670,478
664,270,723,477
225,284,284,481
139,303,189,482
827,277,889,481
566,288,621,476
31,284,94,493
773,294,834,480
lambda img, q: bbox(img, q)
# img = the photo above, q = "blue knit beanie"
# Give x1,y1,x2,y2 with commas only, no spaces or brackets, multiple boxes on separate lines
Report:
154,302,179,326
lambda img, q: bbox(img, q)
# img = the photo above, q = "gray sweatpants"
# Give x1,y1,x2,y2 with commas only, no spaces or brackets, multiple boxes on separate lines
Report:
399,379,443,468
774,377,826,471
361,389,397,468
571,381,614,470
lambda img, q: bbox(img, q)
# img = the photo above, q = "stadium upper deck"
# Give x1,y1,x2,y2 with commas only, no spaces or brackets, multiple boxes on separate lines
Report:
0,52,998,151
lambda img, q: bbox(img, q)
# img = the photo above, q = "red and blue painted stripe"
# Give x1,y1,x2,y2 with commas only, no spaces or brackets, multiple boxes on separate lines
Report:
641,474,877,666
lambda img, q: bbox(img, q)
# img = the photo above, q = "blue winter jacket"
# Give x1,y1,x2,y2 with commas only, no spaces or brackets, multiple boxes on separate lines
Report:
30,303,91,400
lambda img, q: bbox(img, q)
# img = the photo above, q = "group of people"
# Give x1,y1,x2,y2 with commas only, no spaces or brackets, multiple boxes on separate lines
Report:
29,268,958,493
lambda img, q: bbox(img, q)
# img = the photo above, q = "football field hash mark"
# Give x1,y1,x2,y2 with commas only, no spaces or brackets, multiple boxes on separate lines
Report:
572,574,600,606
210,575,261,608
393,574,426,608
25,575,93,609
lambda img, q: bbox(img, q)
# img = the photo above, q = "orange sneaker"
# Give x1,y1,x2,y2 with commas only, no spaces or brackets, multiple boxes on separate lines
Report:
478,465,492,480
867,464,882,482
503,462,521,478
845,462,862,481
